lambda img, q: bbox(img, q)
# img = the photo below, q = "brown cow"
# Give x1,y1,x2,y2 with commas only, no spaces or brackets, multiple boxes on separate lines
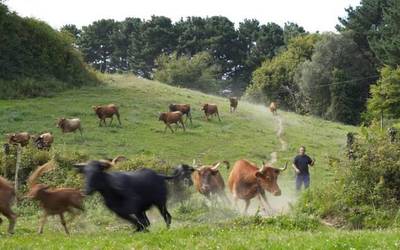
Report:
34,132,54,150
92,104,121,127
159,111,185,133
269,102,277,115
192,160,230,202
57,118,82,136
202,104,221,121
26,161,84,234
228,159,287,214
169,104,192,125
7,132,30,147
0,176,16,234
229,97,238,113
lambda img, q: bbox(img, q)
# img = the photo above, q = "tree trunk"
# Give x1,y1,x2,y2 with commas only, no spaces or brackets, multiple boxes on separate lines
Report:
380,110,384,130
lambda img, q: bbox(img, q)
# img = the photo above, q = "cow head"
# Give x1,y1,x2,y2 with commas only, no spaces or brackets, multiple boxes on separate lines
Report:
158,112,167,121
74,160,112,195
7,133,16,144
193,161,222,194
173,164,195,186
201,104,208,111
92,106,100,113
255,161,287,196
56,118,66,128
168,104,176,112
26,184,50,199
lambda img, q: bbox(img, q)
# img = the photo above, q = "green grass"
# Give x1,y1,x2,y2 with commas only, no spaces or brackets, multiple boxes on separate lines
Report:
2,74,390,249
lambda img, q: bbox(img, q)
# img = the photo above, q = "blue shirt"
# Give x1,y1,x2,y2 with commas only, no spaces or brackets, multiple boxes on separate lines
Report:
293,154,313,175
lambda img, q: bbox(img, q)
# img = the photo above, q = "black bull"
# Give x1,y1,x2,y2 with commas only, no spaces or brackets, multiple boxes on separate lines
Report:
75,160,176,232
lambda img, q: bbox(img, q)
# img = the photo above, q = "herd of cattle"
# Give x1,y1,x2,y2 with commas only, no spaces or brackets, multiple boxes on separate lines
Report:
0,97,281,234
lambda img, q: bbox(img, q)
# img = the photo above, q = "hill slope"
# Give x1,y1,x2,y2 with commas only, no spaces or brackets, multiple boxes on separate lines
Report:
0,74,354,184
1,74,382,248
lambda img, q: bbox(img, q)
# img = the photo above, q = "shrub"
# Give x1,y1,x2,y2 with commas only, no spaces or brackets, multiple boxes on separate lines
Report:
296,124,400,229
154,52,220,92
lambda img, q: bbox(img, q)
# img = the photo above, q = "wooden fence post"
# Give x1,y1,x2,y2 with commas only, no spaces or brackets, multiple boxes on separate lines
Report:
14,144,21,202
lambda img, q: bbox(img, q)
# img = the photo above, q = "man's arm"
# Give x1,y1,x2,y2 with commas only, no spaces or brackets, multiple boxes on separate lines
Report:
292,157,300,173
309,156,315,166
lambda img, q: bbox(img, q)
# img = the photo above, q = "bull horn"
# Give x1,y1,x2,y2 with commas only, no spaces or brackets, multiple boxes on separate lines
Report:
193,159,199,169
272,161,288,171
211,162,221,170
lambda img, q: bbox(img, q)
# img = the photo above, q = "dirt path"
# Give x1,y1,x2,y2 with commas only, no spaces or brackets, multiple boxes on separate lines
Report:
270,114,287,163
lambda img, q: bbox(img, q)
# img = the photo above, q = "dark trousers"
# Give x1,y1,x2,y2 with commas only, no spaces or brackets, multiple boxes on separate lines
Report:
296,174,310,191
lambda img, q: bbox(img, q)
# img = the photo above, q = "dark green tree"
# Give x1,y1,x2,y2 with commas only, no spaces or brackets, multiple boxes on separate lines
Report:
369,0,400,67
128,16,176,78
60,24,81,42
78,19,118,72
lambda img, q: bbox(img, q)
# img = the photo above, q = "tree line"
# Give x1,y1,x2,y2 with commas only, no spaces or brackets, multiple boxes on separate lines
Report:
61,17,305,91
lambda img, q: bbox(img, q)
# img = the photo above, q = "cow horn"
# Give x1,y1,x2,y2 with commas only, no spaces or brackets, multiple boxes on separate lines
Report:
272,161,288,171
211,162,221,170
193,159,199,169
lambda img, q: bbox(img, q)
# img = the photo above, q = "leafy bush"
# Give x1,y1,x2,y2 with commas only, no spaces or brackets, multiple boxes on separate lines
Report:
296,124,400,229
0,3,99,99
154,52,220,92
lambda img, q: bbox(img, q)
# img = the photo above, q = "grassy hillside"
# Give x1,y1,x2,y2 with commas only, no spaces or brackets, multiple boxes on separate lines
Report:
2,74,388,249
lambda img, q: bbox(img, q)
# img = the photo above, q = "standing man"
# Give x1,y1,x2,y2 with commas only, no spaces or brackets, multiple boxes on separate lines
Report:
292,146,315,191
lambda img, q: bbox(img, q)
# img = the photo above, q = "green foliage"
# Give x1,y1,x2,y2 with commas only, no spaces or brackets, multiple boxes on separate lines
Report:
296,125,400,229
369,0,400,67
0,3,98,99
245,34,320,110
367,66,400,120
296,33,376,124
154,52,220,92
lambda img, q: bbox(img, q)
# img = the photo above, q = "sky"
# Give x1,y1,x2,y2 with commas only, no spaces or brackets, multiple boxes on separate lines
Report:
6,0,361,32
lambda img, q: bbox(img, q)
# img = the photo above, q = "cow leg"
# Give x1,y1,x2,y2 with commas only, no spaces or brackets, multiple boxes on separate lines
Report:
167,124,174,133
117,213,144,232
217,112,221,121
109,116,114,126
98,119,102,127
78,127,83,136
2,208,16,234
135,213,150,231
259,193,273,214
59,213,70,235
38,212,48,234
180,119,186,131
243,200,251,214
189,112,193,125
156,204,172,228
116,112,122,126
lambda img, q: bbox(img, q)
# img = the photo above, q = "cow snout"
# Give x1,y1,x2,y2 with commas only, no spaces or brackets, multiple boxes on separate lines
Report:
201,184,210,193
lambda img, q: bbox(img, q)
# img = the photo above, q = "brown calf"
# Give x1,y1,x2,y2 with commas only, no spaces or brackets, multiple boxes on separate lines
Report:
202,104,221,121
57,118,82,136
229,97,238,113
169,104,192,124
228,159,287,214
7,132,31,147
0,176,16,234
92,104,121,127
26,161,84,234
34,132,54,150
192,160,230,202
269,102,277,115
159,111,186,133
